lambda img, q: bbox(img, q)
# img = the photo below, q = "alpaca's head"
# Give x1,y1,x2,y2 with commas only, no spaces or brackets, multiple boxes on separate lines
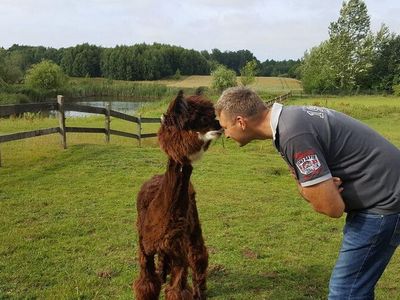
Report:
158,90,222,164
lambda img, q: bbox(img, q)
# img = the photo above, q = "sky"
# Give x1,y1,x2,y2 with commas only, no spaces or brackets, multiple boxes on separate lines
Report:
1,0,399,61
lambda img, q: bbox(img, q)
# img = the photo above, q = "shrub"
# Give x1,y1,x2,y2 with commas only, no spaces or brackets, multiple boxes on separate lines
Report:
393,84,400,96
240,60,257,86
173,69,182,80
211,65,237,92
0,92,30,104
25,60,68,91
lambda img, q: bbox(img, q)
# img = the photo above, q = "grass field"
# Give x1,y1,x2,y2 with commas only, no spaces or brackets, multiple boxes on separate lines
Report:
150,75,302,94
1,95,399,299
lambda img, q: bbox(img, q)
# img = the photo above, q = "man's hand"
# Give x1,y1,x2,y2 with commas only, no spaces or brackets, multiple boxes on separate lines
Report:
293,175,345,218
332,177,344,193
288,167,345,217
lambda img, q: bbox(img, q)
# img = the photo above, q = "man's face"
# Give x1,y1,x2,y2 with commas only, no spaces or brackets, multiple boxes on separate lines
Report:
218,110,251,147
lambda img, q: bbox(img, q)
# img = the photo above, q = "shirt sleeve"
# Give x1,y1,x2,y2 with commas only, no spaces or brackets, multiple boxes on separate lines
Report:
281,133,332,187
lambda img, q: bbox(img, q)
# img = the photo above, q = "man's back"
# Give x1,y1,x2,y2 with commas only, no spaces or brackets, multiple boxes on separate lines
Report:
277,105,400,214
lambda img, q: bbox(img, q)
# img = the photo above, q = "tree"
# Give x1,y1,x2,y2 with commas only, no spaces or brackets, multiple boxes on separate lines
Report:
25,60,68,91
300,0,380,93
61,44,102,77
328,0,373,91
210,49,258,74
300,41,338,93
211,65,237,92
369,30,400,92
258,59,300,77
240,60,257,86
0,49,23,83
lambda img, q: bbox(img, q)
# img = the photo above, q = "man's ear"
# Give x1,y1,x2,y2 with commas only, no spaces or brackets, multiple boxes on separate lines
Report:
236,116,246,130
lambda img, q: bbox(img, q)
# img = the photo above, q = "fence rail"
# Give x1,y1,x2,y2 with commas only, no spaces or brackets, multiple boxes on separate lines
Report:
0,92,292,167
0,95,161,166
0,102,58,117
265,91,292,106
0,127,60,143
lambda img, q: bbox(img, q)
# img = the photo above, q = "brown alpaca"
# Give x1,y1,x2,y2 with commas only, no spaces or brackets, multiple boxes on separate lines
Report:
134,90,222,300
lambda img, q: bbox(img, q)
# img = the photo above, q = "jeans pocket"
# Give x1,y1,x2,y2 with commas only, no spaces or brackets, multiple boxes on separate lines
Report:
390,215,400,247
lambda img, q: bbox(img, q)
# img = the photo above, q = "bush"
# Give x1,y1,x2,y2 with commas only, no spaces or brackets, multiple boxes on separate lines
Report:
173,69,182,80
25,60,68,91
211,65,237,92
240,60,257,86
0,92,30,104
393,84,400,96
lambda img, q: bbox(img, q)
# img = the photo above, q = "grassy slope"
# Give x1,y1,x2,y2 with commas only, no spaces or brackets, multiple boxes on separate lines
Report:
1,95,399,299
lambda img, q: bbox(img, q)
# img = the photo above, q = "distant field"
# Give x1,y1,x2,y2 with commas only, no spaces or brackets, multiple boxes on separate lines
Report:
152,75,302,94
67,75,303,101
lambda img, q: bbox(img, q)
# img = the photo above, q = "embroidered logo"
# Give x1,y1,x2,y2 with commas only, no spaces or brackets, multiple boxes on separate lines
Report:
295,150,321,175
304,106,325,119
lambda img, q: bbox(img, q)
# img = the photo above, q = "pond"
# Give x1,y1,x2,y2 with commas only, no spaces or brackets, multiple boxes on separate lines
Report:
64,99,149,118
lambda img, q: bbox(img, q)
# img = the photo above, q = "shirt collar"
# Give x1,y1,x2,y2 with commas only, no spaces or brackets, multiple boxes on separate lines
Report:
270,102,283,141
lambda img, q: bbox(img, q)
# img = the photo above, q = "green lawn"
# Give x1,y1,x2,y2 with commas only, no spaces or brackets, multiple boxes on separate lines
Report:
1,96,399,299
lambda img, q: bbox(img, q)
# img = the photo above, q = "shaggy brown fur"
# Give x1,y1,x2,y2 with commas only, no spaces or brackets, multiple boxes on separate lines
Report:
134,91,222,300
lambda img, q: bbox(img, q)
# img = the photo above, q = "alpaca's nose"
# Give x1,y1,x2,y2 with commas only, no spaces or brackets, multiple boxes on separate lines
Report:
213,119,222,131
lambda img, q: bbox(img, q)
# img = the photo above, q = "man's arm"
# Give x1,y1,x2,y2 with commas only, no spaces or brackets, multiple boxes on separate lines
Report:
296,178,345,218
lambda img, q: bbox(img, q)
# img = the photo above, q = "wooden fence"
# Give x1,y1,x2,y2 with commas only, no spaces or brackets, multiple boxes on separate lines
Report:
0,95,161,166
265,91,292,106
0,92,292,167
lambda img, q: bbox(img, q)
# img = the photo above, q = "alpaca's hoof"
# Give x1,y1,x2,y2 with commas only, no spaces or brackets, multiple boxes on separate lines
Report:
133,274,161,300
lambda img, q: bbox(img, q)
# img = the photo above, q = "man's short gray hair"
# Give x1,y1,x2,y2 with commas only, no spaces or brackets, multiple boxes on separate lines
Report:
215,86,267,120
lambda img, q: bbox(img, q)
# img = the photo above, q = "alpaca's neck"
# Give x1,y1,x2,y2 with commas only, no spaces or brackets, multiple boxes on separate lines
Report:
162,158,193,215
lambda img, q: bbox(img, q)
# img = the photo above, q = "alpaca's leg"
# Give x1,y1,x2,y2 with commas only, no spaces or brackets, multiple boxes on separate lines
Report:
133,247,161,300
188,238,208,300
165,245,193,300
188,206,208,300
157,253,171,283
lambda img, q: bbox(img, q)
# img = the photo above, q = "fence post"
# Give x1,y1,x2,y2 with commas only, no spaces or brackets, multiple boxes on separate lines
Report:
105,102,111,144
137,114,142,147
57,95,67,149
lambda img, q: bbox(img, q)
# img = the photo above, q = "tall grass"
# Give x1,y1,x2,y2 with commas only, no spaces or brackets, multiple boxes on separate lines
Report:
64,78,179,100
0,78,185,105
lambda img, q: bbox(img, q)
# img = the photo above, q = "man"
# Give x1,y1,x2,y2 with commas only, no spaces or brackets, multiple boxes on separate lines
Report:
215,86,400,299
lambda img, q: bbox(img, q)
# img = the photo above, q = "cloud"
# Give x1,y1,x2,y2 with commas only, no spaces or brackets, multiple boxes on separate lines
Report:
1,0,399,60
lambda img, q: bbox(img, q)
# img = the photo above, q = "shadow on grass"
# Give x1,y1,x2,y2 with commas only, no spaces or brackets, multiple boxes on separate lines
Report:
207,263,331,299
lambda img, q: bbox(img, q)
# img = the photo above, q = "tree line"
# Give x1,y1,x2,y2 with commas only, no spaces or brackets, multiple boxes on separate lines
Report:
0,43,298,84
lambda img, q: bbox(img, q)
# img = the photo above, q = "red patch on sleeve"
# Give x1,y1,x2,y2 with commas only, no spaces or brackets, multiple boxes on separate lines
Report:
295,150,322,177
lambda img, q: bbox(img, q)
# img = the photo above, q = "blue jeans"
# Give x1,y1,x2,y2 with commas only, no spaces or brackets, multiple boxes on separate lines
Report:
328,211,400,299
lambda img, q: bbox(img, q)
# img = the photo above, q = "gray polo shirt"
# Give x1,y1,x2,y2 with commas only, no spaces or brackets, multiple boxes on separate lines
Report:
270,103,400,214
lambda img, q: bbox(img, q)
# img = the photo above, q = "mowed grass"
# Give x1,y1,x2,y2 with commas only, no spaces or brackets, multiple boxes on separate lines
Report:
1,95,400,299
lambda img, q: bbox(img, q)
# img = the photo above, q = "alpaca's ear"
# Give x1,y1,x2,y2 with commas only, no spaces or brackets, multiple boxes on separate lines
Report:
168,90,188,116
